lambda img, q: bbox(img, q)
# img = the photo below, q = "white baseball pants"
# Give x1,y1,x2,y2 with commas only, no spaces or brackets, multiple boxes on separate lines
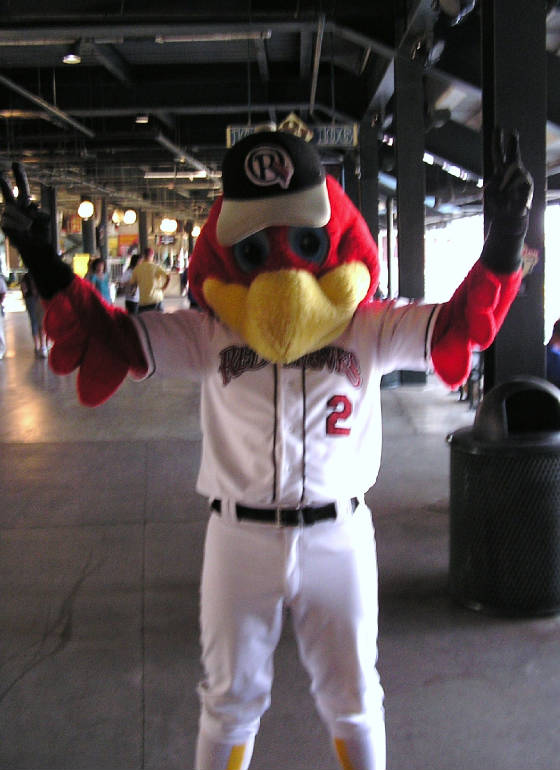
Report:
195,501,386,770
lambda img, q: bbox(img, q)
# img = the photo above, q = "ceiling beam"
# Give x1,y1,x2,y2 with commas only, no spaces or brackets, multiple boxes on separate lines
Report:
90,42,134,86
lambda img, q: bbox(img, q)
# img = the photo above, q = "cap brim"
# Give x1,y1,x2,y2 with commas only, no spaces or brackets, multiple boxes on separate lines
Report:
216,180,331,246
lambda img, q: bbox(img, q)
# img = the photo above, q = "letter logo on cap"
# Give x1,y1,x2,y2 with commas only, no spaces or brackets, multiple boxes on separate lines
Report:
244,145,294,189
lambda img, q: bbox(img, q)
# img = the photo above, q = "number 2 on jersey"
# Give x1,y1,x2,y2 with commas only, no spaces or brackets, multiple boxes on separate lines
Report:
326,395,352,435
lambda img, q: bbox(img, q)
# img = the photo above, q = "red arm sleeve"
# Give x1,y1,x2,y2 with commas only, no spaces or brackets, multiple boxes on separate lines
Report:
431,260,522,390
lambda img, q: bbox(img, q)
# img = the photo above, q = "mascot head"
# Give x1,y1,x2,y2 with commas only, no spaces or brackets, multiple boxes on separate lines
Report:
189,130,380,363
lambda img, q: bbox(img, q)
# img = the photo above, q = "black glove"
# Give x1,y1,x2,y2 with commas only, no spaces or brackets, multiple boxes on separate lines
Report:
481,128,534,274
0,162,74,299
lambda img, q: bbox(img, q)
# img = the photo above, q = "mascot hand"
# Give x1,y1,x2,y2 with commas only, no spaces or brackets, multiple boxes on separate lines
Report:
0,163,147,404
44,277,148,406
481,128,533,273
432,128,529,389
0,162,74,298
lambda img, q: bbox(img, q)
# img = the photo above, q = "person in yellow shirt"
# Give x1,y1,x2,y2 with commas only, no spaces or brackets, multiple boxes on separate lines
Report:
131,247,170,312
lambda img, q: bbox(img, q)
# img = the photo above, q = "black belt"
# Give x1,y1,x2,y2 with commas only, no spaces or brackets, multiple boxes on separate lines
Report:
211,497,359,527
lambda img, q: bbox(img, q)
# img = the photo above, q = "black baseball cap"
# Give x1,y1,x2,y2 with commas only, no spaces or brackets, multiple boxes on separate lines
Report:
216,130,331,246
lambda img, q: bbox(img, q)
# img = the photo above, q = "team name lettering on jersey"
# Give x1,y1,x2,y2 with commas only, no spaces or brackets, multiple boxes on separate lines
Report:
286,347,362,388
219,345,362,388
219,346,268,385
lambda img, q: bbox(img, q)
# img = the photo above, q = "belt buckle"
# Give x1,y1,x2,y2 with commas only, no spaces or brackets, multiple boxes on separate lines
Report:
275,507,304,527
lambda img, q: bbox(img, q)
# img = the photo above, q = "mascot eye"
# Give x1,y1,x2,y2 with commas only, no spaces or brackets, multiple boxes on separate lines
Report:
288,227,329,265
233,232,270,273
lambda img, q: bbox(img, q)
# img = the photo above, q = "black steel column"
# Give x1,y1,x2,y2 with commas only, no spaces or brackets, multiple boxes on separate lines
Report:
82,217,95,256
359,119,380,247
186,220,194,258
395,52,426,384
343,151,360,209
97,198,108,261
481,0,547,389
386,196,395,298
138,210,149,254
40,184,58,254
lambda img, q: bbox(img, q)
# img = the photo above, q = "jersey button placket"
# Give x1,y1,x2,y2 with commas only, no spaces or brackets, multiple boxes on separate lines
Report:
278,366,305,503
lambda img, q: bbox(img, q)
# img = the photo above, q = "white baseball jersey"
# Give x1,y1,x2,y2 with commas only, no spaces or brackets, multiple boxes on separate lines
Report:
133,300,440,507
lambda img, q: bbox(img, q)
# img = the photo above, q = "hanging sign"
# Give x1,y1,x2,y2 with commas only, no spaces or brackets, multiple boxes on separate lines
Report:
312,123,358,148
277,112,314,141
226,119,358,148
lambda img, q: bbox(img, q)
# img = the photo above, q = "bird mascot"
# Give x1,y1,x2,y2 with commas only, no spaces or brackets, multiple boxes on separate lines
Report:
0,127,532,770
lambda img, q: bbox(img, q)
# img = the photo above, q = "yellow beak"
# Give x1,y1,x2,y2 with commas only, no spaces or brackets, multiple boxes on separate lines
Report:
203,262,370,363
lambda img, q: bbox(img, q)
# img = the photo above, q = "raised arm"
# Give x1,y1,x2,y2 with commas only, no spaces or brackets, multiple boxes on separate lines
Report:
431,129,533,389
0,163,148,405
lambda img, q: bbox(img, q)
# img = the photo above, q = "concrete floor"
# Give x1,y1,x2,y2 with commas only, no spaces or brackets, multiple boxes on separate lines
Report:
1,290,560,770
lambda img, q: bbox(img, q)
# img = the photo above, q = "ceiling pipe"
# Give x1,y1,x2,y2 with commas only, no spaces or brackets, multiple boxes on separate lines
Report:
154,133,212,174
70,102,312,117
0,23,285,45
309,14,326,116
0,73,95,138
155,30,272,43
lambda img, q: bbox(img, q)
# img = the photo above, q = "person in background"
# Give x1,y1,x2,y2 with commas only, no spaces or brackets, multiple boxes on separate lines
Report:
120,252,141,314
20,271,48,357
86,257,113,304
180,260,189,297
546,319,560,388
0,272,6,359
132,246,170,312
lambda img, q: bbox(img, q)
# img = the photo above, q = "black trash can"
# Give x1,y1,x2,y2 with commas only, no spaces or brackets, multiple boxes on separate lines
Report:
448,376,560,616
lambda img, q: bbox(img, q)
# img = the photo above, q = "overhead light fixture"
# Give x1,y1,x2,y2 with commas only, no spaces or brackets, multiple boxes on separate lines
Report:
112,208,124,225
63,40,82,64
78,199,94,219
191,225,201,238
160,217,178,234
143,170,220,180
123,209,137,225
135,114,149,124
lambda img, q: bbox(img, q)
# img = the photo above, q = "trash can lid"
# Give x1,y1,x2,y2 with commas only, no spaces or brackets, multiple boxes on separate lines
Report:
473,376,560,442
